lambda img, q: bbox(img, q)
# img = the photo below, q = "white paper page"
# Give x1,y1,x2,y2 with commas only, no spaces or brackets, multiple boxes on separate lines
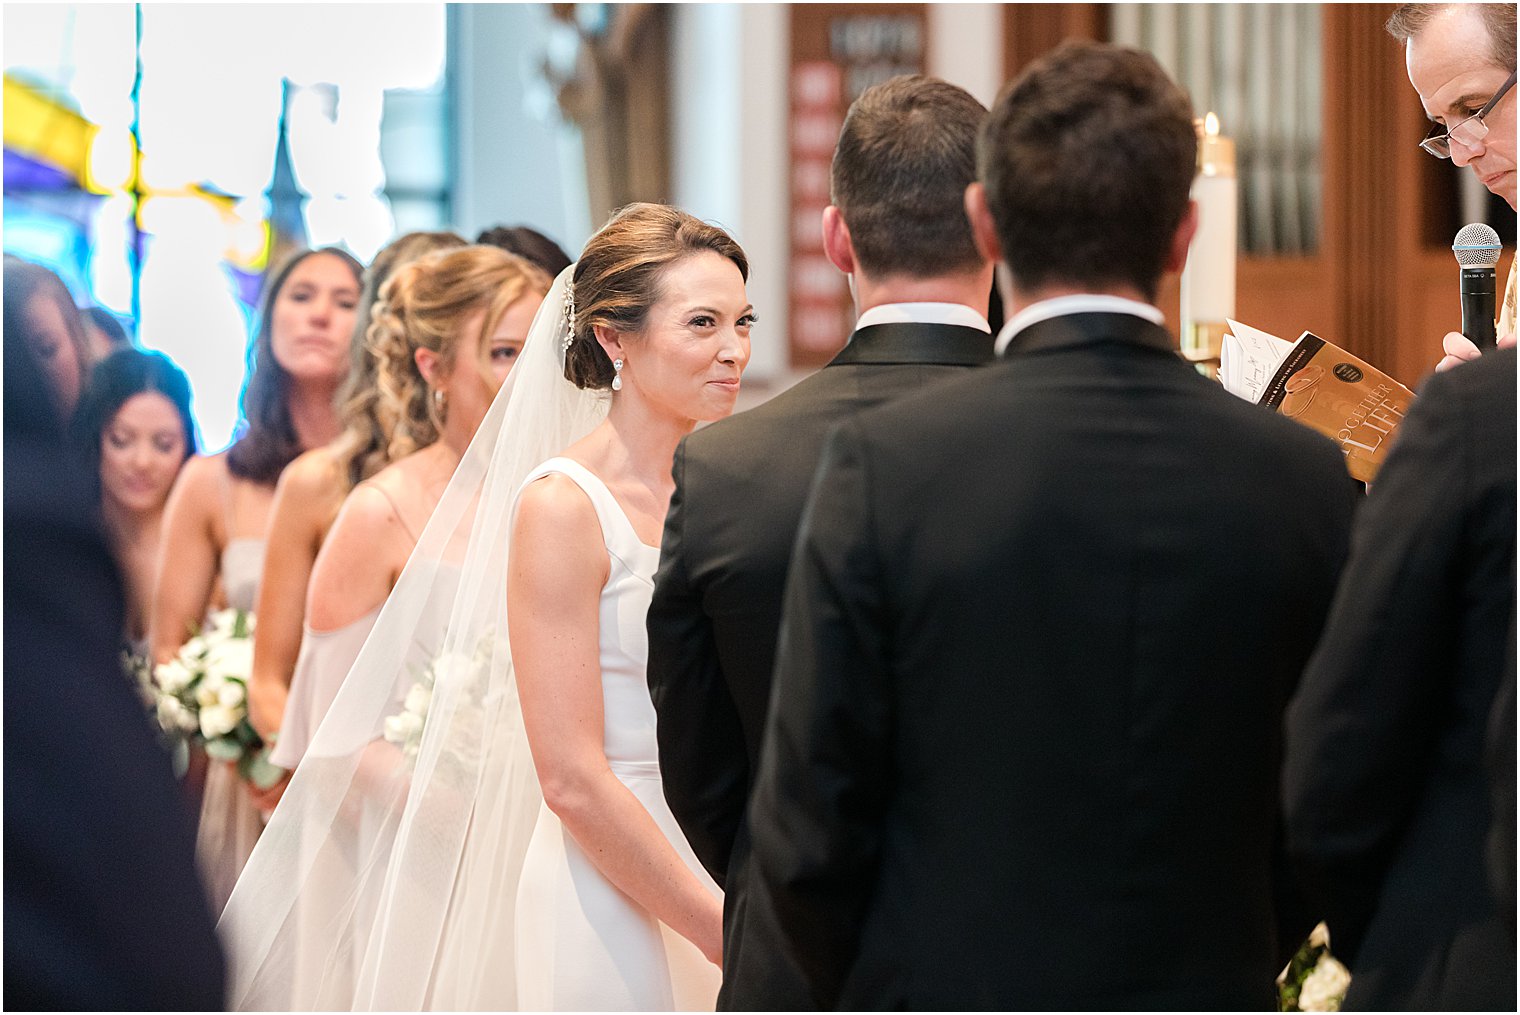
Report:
1222,319,1298,404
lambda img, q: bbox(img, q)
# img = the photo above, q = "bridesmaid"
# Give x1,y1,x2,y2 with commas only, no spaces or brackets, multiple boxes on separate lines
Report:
272,246,548,773
70,348,197,655
4,255,94,422
150,246,362,916
246,231,467,771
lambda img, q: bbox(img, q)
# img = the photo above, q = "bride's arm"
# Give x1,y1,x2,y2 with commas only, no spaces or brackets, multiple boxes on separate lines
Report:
509,474,723,965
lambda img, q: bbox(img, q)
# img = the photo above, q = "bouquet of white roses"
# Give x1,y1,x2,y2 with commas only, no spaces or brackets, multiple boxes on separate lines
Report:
152,609,283,789
384,631,498,763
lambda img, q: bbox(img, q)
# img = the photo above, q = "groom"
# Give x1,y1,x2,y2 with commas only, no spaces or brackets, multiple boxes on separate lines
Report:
747,42,1358,1009
646,75,994,1009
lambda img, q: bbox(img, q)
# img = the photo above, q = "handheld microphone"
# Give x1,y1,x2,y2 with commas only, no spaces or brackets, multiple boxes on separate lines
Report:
1453,222,1501,350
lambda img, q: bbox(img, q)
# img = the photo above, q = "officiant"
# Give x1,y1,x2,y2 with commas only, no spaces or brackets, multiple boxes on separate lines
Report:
1390,3,1519,370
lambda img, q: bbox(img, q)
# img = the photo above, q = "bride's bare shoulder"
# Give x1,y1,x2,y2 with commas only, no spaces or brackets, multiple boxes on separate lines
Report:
515,471,598,535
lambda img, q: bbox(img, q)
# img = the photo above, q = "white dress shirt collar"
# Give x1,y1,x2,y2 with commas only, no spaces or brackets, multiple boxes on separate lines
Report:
994,294,1165,355
855,301,992,334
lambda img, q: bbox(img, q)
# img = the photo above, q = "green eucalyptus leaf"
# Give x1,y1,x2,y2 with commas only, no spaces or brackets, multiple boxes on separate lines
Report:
204,737,242,762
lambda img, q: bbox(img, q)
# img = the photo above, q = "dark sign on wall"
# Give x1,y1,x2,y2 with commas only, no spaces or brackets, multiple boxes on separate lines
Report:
788,4,927,368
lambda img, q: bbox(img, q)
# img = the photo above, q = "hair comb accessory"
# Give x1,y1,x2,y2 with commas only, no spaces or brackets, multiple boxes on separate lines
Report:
561,283,577,353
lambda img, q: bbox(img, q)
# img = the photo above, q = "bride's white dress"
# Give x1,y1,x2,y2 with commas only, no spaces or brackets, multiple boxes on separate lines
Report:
219,264,714,1012
512,457,721,1011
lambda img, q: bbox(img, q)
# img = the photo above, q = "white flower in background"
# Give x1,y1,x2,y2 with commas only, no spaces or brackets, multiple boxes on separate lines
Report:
383,711,426,758
1298,956,1351,1012
382,637,495,765
205,639,254,686
404,681,433,717
155,659,194,695
199,703,241,740
206,608,253,638
180,635,209,662
195,673,226,709
158,695,197,734
217,679,247,709
429,651,478,690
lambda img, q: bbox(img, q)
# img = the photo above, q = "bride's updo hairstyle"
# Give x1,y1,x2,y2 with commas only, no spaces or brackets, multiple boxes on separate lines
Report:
564,202,748,390
369,245,550,460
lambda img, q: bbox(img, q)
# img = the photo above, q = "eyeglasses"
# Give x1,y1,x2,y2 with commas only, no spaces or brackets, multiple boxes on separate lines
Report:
1419,69,1518,159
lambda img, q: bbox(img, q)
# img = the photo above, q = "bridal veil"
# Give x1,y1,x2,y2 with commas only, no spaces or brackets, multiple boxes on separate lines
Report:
217,266,609,1009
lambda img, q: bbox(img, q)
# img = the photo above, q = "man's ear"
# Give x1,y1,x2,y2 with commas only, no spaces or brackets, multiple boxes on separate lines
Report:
821,206,856,276
592,323,626,365
1165,200,1199,276
965,182,1004,266
414,346,440,386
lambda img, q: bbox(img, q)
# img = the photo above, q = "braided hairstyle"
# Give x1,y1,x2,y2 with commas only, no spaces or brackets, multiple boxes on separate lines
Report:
332,230,467,491
368,245,550,461
563,203,748,390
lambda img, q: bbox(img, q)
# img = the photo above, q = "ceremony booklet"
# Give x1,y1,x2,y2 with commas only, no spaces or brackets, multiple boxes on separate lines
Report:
1221,320,1416,484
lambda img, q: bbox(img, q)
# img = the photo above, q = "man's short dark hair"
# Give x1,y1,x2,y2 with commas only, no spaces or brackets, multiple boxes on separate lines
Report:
978,42,1197,301
1387,3,1518,72
830,75,987,278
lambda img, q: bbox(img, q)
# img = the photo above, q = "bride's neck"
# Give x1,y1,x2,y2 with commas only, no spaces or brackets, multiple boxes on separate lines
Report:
602,398,693,487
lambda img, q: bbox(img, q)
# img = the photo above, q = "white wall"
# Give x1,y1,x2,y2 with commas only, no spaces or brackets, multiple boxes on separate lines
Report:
671,3,790,382
450,4,1001,382
448,3,591,253
928,4,1004,107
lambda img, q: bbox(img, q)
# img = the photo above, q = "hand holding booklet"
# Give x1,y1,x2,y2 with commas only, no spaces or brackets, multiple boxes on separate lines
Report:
1220,320,1416,483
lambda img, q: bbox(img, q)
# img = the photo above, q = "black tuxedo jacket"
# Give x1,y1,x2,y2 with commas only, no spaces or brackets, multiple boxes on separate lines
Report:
747,312,1357,1010
1283,347,1517,1010
647,321,994,1008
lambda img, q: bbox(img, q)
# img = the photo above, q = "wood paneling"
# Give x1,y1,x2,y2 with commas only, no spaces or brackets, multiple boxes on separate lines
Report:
1003,4,1107,80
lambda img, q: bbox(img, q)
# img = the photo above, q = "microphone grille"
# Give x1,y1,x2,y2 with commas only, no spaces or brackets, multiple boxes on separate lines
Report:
1453,222,1502,267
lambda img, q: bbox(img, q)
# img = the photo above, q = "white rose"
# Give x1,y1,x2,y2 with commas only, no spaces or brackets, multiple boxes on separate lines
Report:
218,679,247,709
205,639,253,684
383,711,425,750
383,714,409,746
179,635,209,662
155,659,193,695
429,652,476,689
195,674,225,709
1298,956,1350,1012
156,695,186,733
199,703,241,740
207,609,239,635
403,681,432,717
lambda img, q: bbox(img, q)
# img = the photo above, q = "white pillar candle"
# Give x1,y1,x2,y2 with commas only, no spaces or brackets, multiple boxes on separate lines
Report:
1181,113,1237,326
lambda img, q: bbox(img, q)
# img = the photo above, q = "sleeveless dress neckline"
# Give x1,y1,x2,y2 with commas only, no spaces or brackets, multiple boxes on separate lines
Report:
508,455,720,1011
526,456,662,553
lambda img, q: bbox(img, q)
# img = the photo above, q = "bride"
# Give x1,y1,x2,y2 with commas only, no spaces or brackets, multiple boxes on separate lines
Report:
218,203,755,1011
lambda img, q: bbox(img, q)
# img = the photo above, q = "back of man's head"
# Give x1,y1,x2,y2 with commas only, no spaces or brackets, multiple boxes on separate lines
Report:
1387,3,1517,72
831,75,987,279
979,42,1196,301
